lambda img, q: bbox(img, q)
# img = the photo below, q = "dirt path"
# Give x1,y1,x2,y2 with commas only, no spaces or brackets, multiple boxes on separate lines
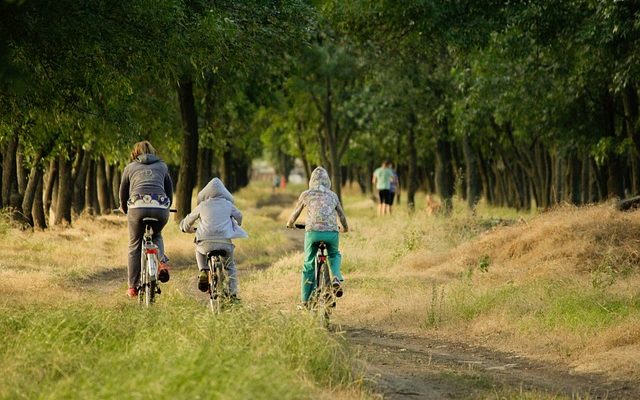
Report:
345,327,639,399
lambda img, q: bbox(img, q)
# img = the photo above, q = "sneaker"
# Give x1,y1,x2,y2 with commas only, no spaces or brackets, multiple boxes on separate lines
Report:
158,262,170,283
127,287,138,298
296,302,309,311
198,270,209,292
332,277,343,298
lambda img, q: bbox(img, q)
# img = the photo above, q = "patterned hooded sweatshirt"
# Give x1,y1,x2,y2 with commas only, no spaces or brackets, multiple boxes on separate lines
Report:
287,167,348,232
179,178,248,242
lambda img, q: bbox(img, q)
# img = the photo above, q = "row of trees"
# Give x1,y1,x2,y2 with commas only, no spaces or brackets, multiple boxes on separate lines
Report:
261,0,640,213
1,0,313,227
2,0,639,229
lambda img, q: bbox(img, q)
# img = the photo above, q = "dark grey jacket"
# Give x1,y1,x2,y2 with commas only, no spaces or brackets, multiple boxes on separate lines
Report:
119,154,173,214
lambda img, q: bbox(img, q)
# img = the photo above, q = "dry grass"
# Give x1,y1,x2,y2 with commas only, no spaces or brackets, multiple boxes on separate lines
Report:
311,199,640,381
3,183,640,386
0,193,367,399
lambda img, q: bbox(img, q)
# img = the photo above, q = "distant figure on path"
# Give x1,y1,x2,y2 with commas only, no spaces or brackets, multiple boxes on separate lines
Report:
388,162,399,214
372,160,393,216
272,174,281,192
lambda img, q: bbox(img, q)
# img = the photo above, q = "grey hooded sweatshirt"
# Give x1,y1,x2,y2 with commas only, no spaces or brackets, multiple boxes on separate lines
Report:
180,178,248,241
119,154,173,213
287,167,348,232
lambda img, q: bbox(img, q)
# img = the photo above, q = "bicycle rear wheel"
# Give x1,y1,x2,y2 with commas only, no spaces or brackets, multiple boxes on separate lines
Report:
208,259,223,314
141,253,157,306
314,262,332,327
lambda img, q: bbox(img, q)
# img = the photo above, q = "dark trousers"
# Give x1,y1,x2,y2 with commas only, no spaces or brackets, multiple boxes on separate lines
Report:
127,207,169,288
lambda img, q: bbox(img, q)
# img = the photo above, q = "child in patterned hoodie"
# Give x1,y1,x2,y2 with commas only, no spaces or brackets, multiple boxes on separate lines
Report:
286,167,349,306
179,178,248,297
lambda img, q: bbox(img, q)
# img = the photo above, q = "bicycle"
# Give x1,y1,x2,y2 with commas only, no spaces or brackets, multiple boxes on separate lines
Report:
204,249,233,314
291,223,336,327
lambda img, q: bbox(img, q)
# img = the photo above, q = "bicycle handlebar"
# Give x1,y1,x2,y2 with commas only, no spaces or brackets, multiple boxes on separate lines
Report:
112,208,178,214
288,222,347,232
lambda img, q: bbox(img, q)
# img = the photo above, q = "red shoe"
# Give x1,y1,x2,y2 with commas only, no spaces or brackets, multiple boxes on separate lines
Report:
127,287,138,298
158,262,170,283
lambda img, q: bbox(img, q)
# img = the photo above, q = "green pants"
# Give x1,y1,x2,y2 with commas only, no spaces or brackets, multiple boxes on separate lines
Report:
301,230,343,302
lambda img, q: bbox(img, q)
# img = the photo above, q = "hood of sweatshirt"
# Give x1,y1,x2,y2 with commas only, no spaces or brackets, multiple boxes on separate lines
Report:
135,154,161,165
197,177,234,204
308,167,331,191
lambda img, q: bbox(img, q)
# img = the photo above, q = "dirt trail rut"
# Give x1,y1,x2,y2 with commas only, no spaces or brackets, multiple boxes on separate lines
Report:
345,327,639,399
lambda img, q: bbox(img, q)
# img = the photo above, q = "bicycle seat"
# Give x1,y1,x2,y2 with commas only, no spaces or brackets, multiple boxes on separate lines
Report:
207,249,227,258
142,217,159,223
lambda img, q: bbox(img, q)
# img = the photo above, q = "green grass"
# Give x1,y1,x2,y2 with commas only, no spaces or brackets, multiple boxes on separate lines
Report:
0,297,360,400
435,278,640,337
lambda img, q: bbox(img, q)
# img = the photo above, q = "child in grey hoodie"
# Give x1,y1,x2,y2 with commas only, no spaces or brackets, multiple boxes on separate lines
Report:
179,178,248,296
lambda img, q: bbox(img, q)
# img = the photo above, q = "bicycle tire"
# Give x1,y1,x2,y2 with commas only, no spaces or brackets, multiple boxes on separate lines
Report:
138,251,145,305
208,257,223,314
142,253,157,306
319,262,332,326
308,261,332,327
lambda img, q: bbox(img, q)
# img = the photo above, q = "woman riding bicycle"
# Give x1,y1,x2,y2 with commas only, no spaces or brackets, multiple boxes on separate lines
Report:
286,167,349,308
119,141,173,298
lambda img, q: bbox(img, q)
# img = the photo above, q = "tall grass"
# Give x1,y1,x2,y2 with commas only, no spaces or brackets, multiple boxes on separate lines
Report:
0,296,360,400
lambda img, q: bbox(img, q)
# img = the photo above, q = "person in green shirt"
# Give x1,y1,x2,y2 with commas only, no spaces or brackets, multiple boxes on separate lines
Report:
372,160,394,216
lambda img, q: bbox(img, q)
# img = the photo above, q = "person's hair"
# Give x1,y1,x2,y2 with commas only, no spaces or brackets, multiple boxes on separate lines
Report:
130,140,156,161
383,160,391,166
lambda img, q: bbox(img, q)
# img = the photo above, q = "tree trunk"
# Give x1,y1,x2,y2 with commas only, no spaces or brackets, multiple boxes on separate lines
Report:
328,140,342,201
607,155,625,199
96,156,111,214
72,154,90,215
2,136,18,208
197,147,214,191
54,155,73,225
44,158,58,219
21,152,45,226
16,144,27,196
220,147,234,192
32,176,46,230
112,166,121,208
623,85,640,155
106,162,117,209
85,159,97,215
462,133,481,210
295,120,312,180
569,153,582,205
407,114,418,211
435,134,454,215
175,78,199,220
552,152,564,204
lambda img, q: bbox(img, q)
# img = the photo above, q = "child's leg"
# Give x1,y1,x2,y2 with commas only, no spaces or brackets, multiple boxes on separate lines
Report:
218,243,238,296
302,232,319,302
322,231,343,281
195,249,208,270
